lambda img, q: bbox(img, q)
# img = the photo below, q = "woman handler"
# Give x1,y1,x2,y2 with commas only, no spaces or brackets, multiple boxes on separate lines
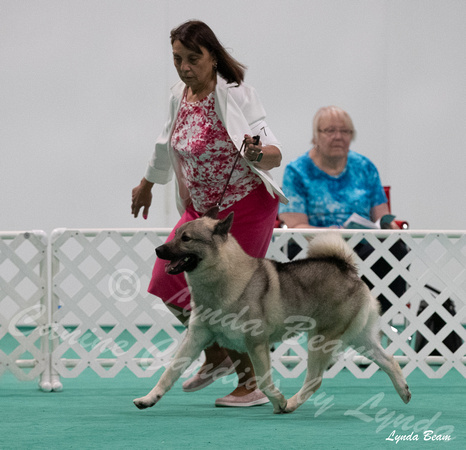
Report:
131,20,287,407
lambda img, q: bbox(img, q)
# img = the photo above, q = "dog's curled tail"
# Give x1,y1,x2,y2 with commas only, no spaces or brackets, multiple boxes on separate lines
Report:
306,232,357,267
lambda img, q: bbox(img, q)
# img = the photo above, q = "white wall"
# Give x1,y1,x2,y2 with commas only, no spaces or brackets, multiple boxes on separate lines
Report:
1,0,465,234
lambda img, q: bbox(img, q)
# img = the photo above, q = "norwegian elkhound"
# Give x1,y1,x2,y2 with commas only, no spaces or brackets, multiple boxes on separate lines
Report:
133,210,411,414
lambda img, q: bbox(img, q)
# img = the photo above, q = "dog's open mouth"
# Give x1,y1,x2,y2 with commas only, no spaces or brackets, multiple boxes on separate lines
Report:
165,254,200,275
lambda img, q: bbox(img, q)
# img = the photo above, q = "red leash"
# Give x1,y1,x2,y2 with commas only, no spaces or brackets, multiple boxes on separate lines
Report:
215,135,259,210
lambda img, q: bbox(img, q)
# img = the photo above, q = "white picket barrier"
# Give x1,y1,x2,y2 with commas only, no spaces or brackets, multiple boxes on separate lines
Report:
46,228,465,386
1,228,465,390
48,228,175,381
0,230,51,389
269,229,466,379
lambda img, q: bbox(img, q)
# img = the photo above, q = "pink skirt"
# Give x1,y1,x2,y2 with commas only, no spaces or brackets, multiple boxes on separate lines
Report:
147,183,279,310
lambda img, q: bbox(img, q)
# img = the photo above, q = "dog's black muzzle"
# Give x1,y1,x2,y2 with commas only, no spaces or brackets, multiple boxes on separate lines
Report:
156,244,200,275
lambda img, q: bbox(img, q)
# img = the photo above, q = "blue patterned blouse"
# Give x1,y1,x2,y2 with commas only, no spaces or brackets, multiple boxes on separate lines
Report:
279,150,387,227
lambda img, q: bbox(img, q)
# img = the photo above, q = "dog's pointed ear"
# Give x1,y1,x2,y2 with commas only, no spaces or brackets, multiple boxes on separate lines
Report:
204,206,219,219
213,212,234,238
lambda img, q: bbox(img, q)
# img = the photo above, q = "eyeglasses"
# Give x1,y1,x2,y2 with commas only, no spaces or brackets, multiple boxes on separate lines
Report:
318,128,353,137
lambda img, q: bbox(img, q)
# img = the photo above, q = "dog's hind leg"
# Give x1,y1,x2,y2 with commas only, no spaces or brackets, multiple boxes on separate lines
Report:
284,337,336,414
246,341,287,414
351,329,411,404
133,327,213,410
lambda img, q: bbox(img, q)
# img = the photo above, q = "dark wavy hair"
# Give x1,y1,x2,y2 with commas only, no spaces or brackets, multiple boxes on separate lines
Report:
170,20,246,85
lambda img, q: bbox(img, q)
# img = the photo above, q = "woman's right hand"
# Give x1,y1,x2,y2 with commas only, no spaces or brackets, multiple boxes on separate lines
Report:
131,178,154,219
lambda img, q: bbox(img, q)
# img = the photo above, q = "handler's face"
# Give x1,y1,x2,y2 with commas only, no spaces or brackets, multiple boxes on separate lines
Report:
172,40,216,92
315,113,353,159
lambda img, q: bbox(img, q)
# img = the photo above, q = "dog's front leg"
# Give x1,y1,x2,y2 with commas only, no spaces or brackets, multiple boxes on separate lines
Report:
133,326,212,410
246,341,287,414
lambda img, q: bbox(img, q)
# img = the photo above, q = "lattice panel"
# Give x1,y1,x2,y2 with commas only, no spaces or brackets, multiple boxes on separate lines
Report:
0,231,48,381
50,229,466,383
267,230,466,379
49,229,195,378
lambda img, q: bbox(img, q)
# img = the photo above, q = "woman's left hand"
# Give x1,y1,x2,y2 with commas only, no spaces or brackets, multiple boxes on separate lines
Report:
243,134,262,162
243,134,282,169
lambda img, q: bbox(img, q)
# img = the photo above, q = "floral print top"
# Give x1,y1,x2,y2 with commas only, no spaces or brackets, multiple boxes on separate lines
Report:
171,92,261,213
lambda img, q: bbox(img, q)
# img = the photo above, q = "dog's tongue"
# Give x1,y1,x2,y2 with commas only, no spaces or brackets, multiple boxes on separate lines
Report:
165,255,196,275
165,259,184,275
164,255,198,275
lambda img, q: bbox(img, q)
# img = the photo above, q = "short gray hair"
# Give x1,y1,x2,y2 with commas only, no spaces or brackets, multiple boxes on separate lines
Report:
311,106,356,145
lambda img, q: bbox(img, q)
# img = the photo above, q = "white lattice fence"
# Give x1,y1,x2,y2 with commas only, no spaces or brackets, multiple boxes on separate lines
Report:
268,230,466,379
48,228,466,385
0,231,49,385
49,228,191,381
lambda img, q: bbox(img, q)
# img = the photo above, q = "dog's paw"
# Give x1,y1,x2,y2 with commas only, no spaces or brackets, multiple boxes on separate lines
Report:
273,401,288,415
283,406,296,414
133,394,160,410
402,385,412,404
283,400,298,414
278,396,299,414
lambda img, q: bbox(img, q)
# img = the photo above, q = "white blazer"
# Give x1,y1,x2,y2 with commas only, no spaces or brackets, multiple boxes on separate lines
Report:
144,75,288,214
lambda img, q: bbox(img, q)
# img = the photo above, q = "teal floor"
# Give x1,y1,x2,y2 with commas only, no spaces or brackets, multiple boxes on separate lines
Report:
1,368,464,449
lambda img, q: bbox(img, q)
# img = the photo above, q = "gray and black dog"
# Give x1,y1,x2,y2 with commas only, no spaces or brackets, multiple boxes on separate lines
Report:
133,209,411,414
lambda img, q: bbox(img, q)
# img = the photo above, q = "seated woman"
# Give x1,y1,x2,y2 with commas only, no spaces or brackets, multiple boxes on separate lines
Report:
279,105,406,312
